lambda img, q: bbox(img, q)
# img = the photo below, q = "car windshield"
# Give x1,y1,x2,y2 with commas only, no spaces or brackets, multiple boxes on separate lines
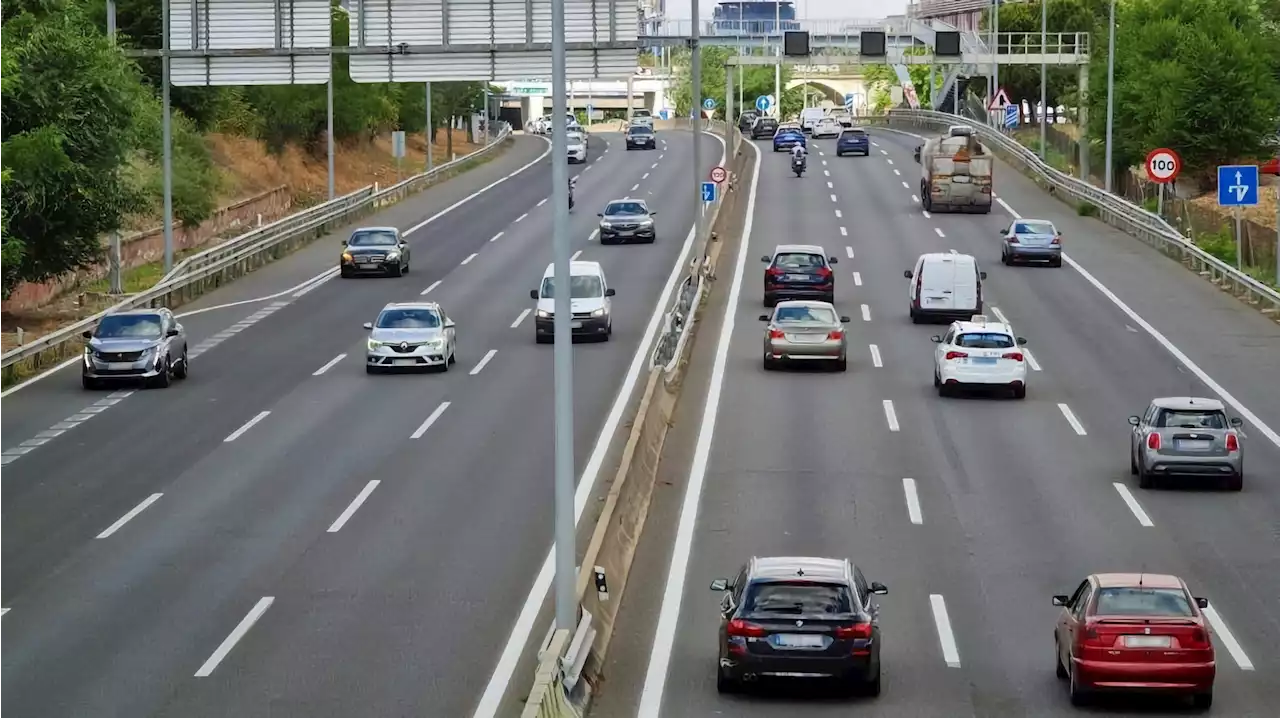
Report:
1156,409,1227,429
775,305,837,323
568,134,584,144
348,231,397,246
541,274,603,298
95,314,163,338
376,308,441,328
841,130,866,138
605,202,646,216
773,253,824,270
633,110,651,118
743,581,854,615
1014,221,1056,235
1094,587,1194,617
956,332,1015,349
757,120,776,128
627,127,650,136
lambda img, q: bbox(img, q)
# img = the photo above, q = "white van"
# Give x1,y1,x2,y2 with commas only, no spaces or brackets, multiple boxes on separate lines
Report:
800,107,826,133
904,252,987,324
530,261,615,343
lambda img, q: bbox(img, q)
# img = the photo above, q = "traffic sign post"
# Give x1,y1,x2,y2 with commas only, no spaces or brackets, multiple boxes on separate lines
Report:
1003,105,1019,129
703,98,716,110
710,166,728,184
701,182,716,203
755,95,775,115
844,92,855,110
1217,164,1260,271
1144,149,1181,217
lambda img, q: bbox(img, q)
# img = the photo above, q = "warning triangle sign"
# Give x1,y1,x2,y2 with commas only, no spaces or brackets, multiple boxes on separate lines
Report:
988,88,1012,110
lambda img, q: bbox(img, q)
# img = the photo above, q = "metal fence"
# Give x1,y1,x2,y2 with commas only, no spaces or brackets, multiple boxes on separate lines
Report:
866,110,1280,315
1,123,514,382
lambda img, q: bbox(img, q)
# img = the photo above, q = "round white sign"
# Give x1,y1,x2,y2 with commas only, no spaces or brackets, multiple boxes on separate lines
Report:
1145,149,1181,183
710,166,727,183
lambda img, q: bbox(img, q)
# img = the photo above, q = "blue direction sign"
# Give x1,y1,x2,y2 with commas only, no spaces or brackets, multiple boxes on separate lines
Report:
701,182,716,203
755,95,772,113
1217,165,1259,206
1003,104,1019,129
844,92,855,109
703,98,716,110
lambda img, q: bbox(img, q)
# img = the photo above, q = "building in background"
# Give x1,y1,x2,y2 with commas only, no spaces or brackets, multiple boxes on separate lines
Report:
909,0,1019,33
712,1,800,34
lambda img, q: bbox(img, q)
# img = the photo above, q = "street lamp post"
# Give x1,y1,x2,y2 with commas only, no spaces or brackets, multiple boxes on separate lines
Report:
1104,0,1117,192
1039,0,1047,160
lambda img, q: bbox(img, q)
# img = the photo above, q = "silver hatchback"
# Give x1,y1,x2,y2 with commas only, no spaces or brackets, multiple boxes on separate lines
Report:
363,302,456,373
760,300,851,371
1129,396,1244,490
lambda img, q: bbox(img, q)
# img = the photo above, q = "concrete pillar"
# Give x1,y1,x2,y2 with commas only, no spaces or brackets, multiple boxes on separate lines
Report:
1077,64,1090,181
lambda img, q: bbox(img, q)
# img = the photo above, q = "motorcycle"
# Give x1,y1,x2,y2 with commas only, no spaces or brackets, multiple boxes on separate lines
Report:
792,155,806,177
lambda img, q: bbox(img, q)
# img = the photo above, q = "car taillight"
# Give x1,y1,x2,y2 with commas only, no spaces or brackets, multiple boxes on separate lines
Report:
766,267,784,280
835,622,872,639
1184,626,1211,649
944,351,968,360
1001,352,1024,361
1052,234,1062,245
828,330,844,340
1081,625,1109,648
1226,432,1239,452
913,272,923,306
727,619,767,638
1147,433,1161,450
768,329,785,339
816,266,833,280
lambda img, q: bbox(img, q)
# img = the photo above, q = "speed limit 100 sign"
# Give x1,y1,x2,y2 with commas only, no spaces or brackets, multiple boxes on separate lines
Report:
1145,148,1182,184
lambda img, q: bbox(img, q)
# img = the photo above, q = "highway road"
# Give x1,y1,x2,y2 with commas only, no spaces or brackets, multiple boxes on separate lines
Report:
1,128,725,717
593,131,1280,717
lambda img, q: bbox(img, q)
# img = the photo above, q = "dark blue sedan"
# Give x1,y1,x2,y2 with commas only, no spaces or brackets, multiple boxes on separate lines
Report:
836,128,870,156
772,130,807,152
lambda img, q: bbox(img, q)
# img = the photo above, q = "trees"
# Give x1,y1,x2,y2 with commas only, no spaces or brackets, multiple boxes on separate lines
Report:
1086,0,1280,186
668,47,801,120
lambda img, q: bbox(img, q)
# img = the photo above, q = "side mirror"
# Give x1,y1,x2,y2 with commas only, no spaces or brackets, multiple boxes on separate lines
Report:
444,319,456,328
709,578,729,592
1016,337,1028,345
828,256,838,264
761,255,772,263
362,322,374,330
649,211,658,216
605,288,616,297
166,328,180,337
1195,597,1209,609
82,330,93,339
530,289,539,300
870,581,888,595
597,213,604,217
840,315,851,323
1052,594,1070,607
758,314,770,321
998,230,1006,238
340,240,348,247
930,335,942,343
903,270,913,279
1128,416,1141,426
979,271,988,280
1229,417,1243,428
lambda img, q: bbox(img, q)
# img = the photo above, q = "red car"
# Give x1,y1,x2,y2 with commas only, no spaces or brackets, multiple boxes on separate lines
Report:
1053,573,1215,709
1261,156,1279,175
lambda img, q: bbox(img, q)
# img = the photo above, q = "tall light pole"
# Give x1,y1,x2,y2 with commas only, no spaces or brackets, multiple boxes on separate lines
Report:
691,0,705,261
549,0,576,635
1104,0,1116,192
1039,0,1047,159
774,1,781,117
161,0,174,272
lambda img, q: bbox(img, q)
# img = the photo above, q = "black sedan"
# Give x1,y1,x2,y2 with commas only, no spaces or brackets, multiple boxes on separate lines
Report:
625,125,657,149
340,226,411,277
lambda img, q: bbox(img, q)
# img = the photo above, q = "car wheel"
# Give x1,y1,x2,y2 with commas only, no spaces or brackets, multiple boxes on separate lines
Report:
835,357,847,372
862,664,882,697
448,344,457,365
366,365,379,374
340,268,352,278
836,151,843,157
937,382,949,397
910,308,922,324
763,293,776,307
535,334,552,344
1055,638,1069,679
151,358,172,388
1226,472,1243,492
402,260,410,274
173,350,189,379
763,354,776,371
933,368,941,387
82,376,100,390
1012,384,1027,400
823,292,835,305
716,669,739,694
389,262,402,278
1050,257,1063,268
1068,664,1089,706
1192,691,1213,710
1001,251,1009,266
1137,460,1155,489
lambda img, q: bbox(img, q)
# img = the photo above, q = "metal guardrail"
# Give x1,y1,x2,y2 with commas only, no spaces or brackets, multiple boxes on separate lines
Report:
868,110,1280,314
1,123,513,379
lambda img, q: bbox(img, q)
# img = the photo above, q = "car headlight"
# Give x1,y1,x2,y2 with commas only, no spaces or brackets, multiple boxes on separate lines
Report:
591,308,606,317
427,338,445,349
342,252,353,262
640,218,654,226
367,339,384,350
386,251,400,261
537,309,552,319
599,221,613,229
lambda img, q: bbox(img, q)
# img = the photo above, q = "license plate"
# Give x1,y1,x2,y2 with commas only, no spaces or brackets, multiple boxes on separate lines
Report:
106,362,134,371
360,262,378,268
788,334,826,344
970,357,997,365
1123,635,1172,648
925,297,944,304
571,321,583,329
772,634,825,649
393,359,417,366
1177,439,1213,451
786,274,811,281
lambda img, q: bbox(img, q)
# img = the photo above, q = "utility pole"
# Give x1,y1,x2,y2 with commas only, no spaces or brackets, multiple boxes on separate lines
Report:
691,0,705,263
1104,0,1116,192
327,77,336,199
1039,0,1047,160
425,83,434,173
161,0,174,273
774,2,781,118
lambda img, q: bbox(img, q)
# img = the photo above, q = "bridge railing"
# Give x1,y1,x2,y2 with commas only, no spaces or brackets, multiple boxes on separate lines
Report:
642,18,904,39
995,31,1090,57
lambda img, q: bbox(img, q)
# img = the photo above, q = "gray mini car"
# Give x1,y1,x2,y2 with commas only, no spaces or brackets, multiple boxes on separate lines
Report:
1129,396,1244,490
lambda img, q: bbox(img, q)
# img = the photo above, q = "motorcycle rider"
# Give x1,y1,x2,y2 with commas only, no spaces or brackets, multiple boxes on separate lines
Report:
790,143,807,171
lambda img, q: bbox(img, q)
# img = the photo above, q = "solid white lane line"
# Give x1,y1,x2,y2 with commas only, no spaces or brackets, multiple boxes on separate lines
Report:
469,349,498,375
1057,403,1087,435
460,252,478,265
930,595,962,667
313,353,346,376
845,246,855,259
224,411,270,443
515,212,529,223
420,280,442,295
194,597,274,677
511,308,531,328
861,304,871,322
853,271,862,286
327,481,381,533
1202,605,1255,670
1024,349,1042,371
869,343,882,367
410,402,451,439
1112,483,1154,527
537,198,548,207
490,231,504,242
840,226,848,236
990,306,1009,323
96,493,163,539
882,399,899,431
902,479,923,524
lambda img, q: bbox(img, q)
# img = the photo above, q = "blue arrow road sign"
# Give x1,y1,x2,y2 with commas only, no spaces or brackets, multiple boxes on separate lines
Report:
1217,165,1259,206
1004,104,1019,129
703,98,716,110
701,182,716,203
755,95,772,112
844,92,855,108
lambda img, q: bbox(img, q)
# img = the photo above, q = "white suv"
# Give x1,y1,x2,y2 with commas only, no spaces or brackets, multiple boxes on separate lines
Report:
931,315,1029,399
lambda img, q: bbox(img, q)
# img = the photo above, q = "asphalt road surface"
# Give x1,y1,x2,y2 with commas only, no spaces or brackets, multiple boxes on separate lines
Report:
592,131,1280,717
1,129,725,718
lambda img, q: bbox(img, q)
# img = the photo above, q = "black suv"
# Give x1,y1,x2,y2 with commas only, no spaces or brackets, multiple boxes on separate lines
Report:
762,243,838,306
711,556,887,695
751,117,778,139
625,125,656,150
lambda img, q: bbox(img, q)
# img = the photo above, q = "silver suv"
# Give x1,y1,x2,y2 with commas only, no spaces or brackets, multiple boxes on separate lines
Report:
1129,397,1244,491
82,308,188,389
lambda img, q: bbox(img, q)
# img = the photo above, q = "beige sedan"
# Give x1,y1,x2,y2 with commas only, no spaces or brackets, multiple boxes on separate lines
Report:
760,300,851,371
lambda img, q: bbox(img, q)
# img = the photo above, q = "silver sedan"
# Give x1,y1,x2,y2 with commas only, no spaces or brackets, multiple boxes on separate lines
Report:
363,302,457,373
759,300,851,371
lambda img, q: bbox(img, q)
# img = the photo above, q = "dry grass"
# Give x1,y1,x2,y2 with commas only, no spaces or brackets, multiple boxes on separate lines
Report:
1188,173,1278,229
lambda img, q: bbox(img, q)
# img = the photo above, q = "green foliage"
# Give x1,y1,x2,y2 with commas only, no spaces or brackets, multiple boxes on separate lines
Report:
667,47,798,120
982,0,1107,118
1085,0,1280,186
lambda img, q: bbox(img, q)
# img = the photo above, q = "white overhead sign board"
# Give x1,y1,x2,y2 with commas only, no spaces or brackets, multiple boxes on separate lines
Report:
169,0,333,86
348,0,639,82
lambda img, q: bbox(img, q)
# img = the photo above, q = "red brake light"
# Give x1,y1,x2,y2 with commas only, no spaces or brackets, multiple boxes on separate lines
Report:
1081,624,1108,647
944,350,968,360
835,622,872,639
766,266,784,279
727,619,766,638
828,330,844,340
1226,432,1239,452
816,266,833,279
1147,433,1161,450
768,328,785,339
1185,626,1211,649
1001,352,1024,361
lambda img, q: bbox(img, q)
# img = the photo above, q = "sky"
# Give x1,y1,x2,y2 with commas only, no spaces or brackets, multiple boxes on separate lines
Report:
663,0,910,20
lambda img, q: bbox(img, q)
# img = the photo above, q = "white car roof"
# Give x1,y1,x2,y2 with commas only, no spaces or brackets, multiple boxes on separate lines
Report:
354,226,398,234
775,243,827,256
542,260,604,278
950,315,1013,335
383,301,441,311
919,251,975,264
